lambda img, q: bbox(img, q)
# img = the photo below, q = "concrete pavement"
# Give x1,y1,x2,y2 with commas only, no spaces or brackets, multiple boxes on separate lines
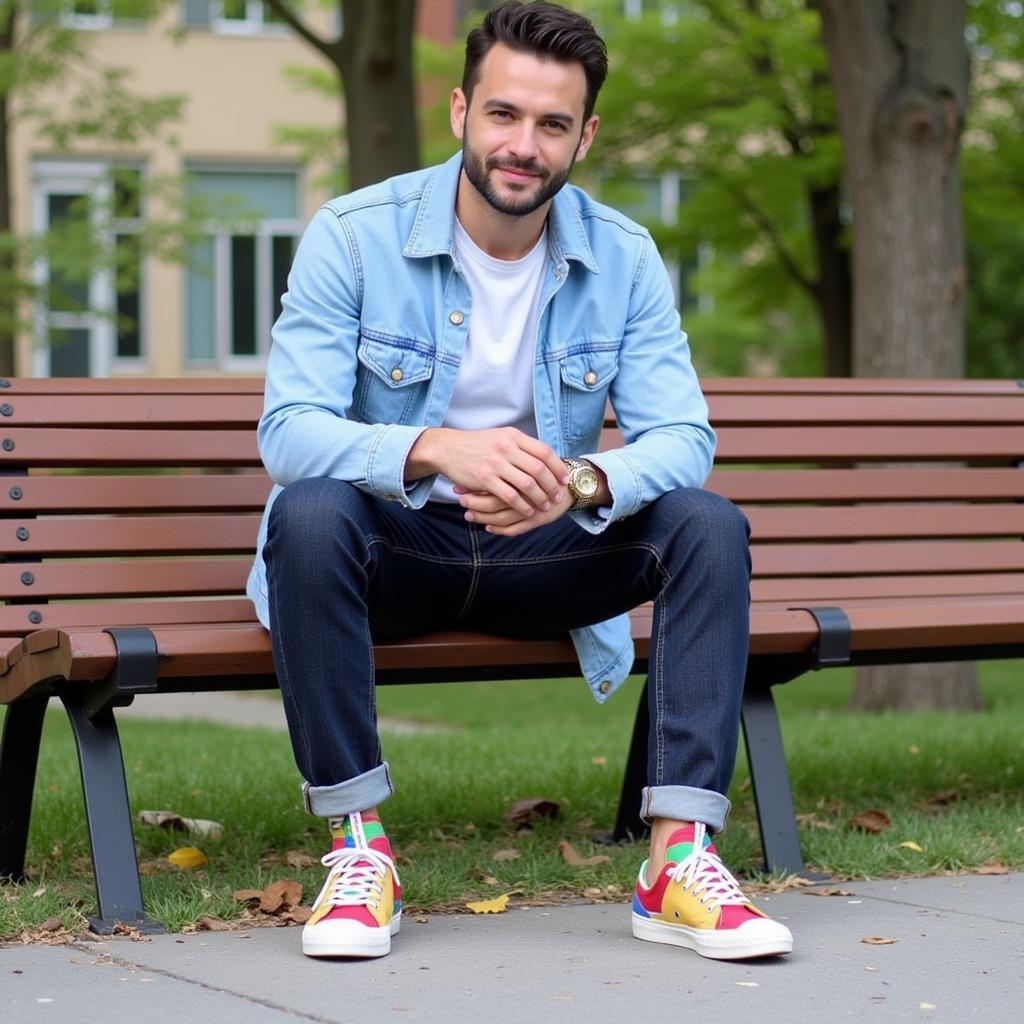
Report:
4,873,1022,1023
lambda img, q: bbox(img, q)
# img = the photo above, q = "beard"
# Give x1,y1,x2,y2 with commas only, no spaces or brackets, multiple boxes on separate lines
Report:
461,137,576,217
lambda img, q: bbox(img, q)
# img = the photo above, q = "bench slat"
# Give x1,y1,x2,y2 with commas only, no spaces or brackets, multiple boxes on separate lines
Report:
0,599,258,635
0,429,260,466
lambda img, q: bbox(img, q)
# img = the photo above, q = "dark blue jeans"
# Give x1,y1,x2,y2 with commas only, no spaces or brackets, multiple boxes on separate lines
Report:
264,479,751,831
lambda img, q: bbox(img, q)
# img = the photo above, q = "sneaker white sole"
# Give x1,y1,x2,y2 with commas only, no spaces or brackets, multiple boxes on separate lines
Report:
632,912,793,960
302,911,402,959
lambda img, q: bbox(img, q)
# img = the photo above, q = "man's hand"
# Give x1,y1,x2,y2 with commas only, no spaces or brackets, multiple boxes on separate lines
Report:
406,427,569,519
454,484,573,536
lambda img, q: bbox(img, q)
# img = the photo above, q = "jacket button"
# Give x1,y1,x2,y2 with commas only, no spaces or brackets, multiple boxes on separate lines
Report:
584,370,598,387
390,367,404,382
598,680,611,694
449,310,464,325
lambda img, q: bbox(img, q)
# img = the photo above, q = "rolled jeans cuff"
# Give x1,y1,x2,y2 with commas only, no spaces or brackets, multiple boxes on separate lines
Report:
640,785,731,834
302,762,394,818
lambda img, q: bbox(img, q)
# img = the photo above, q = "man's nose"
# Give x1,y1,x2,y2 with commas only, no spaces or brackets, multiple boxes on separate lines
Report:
507,121,540,161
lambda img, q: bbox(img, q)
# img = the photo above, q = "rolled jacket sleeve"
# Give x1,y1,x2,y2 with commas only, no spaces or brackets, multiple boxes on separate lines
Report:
257,208,433,508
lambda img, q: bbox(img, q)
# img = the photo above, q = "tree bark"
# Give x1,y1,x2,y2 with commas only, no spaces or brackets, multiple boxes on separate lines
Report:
264,0,420,191
808,183,852,376
814,0,981,711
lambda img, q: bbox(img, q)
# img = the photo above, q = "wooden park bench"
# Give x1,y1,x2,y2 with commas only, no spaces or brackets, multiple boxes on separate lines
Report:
1,375,1022,932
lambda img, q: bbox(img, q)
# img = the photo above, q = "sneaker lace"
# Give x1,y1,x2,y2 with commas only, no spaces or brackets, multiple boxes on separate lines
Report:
318,814,400,910
667,822,750,909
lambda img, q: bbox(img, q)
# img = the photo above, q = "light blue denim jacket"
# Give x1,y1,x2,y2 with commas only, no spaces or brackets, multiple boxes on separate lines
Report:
247,151,716,703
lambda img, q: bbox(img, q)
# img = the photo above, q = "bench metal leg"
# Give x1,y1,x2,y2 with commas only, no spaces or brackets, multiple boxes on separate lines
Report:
612,679,650,842
741,685,827,880
0,695,49,882
61,695,164,934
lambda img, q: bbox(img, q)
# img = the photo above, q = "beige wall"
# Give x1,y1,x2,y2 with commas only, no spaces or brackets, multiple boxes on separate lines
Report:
13,8,343,377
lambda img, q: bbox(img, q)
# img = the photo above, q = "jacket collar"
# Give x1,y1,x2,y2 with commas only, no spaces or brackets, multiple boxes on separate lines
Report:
402,151,599,274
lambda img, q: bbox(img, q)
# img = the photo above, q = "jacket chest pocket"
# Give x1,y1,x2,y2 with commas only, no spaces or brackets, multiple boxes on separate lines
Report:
355,332,435,425
560,350,619,442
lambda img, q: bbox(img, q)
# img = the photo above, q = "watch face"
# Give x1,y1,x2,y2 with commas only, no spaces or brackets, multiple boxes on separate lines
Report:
575,466,600,497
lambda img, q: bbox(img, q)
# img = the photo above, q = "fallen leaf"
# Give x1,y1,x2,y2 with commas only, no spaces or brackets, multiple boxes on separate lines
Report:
232,888,263,903
167,846,208,870
899,841,925,853
975,863,1010,875
590,756,607,767
31,887,47,898
482,875,500,886
803,887,854,897
506,797,560,828
197,917,230,932
39,916,63,932
466,894,511,914
929,788,959,806
138,858,173,875
796,813,836,831
850,810,892,834
861,936,897,945
284,850,315,869
909,745,921,755
281,907,312,924
583,887,603,899
492,849,521,862
260,880,303,914
138,810,224,840
558,839,611,867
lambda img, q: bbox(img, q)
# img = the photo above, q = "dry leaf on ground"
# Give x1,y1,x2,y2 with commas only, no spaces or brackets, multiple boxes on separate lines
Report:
466,894,511,914
284,850,315,869
861,936,897,945
849,810,892,834
590,756,607,767
506,797,560,828
796,813,836,831
197,917,231,932
899,841,925,853
260,880,303,914
558,840,610,867
803,887,854,897
975,863,1010,875
38,916,63,932
492,849,521,862
138,810,224,840
929,788,959,806
167,846,208,870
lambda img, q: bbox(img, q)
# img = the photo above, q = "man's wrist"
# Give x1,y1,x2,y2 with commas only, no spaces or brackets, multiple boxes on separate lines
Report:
405,427,445,481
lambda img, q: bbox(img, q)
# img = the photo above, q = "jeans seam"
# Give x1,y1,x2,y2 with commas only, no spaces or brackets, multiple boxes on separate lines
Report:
647,544,670,788
478,542,662,567
456,522,482,620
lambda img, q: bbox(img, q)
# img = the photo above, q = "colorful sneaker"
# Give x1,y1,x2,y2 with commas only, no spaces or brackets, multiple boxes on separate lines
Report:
302,811,402,958
632,822,793,960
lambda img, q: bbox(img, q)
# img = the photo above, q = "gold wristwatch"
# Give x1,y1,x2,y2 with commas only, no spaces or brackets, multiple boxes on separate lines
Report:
563,457,601,510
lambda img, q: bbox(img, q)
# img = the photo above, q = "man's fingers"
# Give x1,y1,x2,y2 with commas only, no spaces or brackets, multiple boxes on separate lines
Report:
520,436,570,488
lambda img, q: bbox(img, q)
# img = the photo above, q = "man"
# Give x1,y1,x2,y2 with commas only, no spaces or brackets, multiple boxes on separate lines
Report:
247,0,793,962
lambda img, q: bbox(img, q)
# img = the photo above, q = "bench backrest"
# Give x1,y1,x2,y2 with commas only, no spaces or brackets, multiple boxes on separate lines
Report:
1,377,1021,638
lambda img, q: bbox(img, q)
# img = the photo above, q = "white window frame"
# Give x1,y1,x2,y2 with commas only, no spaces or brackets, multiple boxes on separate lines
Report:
186,164,302,371
212,0,289,36
31,159,147,378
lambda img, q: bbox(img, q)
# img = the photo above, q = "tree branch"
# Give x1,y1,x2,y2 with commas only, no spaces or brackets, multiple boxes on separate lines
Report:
708,168,818,297
263,0,341,65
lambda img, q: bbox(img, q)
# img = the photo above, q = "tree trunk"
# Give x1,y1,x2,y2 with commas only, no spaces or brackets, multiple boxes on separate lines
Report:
808,182,852,376
815,0,982,711
339,0,419,190
0,1,18,377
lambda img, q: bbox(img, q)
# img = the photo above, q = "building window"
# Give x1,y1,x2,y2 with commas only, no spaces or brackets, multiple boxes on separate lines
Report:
57,0,145,29
185,168,301,369
32,161,146,377
182,0,289,35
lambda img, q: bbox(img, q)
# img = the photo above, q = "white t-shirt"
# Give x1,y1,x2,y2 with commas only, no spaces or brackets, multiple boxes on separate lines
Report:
429,218,548,502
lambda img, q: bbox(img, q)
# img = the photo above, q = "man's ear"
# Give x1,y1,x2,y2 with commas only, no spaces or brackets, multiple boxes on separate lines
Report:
575,115,600,162
450,88,468,141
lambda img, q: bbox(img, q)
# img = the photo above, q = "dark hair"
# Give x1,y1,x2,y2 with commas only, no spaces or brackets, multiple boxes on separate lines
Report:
462,2,609,123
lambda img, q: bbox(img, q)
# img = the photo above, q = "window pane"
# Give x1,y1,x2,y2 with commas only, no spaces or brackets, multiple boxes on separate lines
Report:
182,0,211,25
50,328,91,377
186,238,216,361
115,234,141,358
186,170,298,220
112,167,142,219
230,234,257,356
271,234,295,327
47,193,91,313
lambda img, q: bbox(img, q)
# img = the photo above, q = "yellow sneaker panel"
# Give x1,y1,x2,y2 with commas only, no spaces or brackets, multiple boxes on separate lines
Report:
659,882,722,930
368,870,395,927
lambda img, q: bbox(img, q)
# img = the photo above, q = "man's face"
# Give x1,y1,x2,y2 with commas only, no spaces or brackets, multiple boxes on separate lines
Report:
451,43,599,218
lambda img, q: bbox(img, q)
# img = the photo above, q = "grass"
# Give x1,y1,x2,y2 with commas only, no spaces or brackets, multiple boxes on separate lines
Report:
1,660,1022,939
